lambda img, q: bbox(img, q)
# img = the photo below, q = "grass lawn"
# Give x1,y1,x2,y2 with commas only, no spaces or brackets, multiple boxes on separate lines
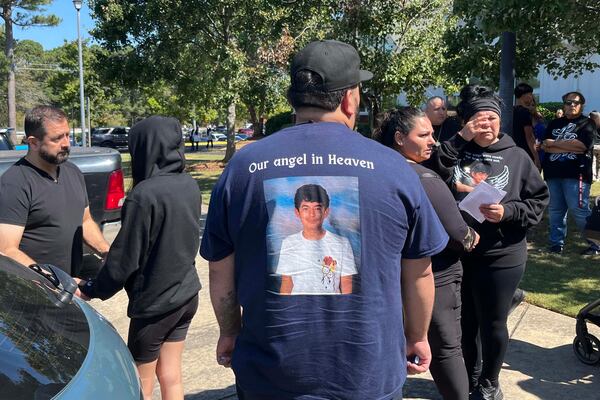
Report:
119,144,230,204
522,213,600,317
119,144,600,318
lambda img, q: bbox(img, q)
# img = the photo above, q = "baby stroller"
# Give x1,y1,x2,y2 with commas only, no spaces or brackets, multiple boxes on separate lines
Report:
573,298,600,365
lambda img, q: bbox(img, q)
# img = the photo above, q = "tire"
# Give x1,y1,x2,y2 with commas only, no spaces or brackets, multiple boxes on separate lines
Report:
573,333,600,365
101,141,116,149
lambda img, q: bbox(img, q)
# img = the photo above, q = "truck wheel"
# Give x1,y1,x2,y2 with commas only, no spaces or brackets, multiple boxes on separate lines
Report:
573,334,600,365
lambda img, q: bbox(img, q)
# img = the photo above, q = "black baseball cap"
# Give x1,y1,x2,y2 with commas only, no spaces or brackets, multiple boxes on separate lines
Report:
290,40,373,92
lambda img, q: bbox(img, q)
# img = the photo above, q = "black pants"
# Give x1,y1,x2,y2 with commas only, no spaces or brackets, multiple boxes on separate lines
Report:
428,280,469,400
461,261,525,387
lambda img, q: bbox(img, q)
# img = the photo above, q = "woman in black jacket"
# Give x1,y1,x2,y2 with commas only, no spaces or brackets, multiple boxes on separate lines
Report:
427,85,549,400
374,107,479,400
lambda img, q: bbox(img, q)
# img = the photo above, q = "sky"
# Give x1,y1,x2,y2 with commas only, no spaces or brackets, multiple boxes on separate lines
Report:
12,1,95,50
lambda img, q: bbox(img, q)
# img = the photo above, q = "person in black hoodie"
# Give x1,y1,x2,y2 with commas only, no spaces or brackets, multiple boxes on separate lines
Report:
374,107,480,400
77,116,202,400
427,85,549,400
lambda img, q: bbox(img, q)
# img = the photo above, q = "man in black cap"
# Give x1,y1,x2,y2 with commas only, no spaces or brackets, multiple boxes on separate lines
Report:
201,40,447,399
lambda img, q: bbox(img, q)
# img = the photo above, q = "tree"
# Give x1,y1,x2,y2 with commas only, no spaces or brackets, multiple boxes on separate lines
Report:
324,0,457,116
446,0,600,87
90,0,322,161
0,0,58,142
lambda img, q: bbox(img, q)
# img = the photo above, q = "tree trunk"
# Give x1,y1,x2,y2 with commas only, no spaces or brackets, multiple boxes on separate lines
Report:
223,101,236,163
247,103,261,139
499,31,516,136
4,9,17,144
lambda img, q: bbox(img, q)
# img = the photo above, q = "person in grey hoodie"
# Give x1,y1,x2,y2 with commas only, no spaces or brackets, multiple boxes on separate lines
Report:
78,116,202,400
426,85,549,400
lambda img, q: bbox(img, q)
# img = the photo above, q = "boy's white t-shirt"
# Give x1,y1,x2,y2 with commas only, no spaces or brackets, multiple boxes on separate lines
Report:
276,230,357,294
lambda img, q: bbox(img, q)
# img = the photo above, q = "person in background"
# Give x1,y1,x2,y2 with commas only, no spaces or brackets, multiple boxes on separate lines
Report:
429,84,549,400
78,116,202,400
192,127,202,151
532,107,547,165
512,83,541,169
589,110,600,180
374,107,480,400
541,91,599,255
555,108,564,119
424,96,462,143
206,126,214,149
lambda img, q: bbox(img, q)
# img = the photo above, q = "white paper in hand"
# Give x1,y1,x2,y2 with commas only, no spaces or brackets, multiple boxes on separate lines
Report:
458,181,507,223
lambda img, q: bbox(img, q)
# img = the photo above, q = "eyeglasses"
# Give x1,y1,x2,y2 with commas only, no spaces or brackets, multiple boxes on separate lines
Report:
564,100,582,106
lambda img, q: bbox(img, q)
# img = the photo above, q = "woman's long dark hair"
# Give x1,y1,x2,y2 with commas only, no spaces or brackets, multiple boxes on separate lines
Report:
372,107,425,148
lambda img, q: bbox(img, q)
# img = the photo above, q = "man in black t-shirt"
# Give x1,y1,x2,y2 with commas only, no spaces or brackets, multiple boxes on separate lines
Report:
424,96,462,143
0,105,110,275
542,92,599,255
513,83,540,169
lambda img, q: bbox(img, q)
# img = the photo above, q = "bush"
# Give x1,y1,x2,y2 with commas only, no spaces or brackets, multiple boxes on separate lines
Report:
265,111,294,136
538,102,563,121
537,106,554,121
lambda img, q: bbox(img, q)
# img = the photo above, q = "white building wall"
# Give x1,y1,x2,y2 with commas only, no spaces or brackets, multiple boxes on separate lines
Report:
394,54,600,113
396,87,446,107
537,54,600,113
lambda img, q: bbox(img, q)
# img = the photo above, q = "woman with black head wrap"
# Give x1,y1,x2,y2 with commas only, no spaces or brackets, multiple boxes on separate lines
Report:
426,85,549,400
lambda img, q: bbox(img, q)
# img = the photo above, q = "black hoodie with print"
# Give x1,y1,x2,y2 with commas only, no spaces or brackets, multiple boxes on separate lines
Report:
81,116,202,318
426,133,549,268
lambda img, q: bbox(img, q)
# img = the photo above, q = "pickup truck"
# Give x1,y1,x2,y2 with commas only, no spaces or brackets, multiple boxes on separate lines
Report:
0,130,125,276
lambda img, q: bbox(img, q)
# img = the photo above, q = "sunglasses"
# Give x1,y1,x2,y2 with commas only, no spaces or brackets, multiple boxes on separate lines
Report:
564,100,582,106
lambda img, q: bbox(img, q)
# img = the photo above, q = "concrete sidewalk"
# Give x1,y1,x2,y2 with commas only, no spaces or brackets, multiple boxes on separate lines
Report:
91,224,599,399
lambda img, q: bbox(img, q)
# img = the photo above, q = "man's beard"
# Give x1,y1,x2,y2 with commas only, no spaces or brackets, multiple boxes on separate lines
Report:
40,147,70,165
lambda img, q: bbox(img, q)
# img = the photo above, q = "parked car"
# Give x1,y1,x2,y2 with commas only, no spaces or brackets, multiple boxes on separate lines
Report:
90,127,130,151
237,128,254,136
211,133,227,141
236,133,249,140
0,254,142,399
0,129,13,150
235,134,247,142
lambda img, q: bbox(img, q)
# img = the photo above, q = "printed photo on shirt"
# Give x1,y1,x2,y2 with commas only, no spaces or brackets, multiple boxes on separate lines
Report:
453,158,509,197
264,176,361,296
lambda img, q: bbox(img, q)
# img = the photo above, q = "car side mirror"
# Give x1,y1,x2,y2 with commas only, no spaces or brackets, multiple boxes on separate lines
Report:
29,263,77,306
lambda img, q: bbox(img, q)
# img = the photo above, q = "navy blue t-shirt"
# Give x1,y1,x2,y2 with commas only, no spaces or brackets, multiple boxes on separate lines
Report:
200,122,448,400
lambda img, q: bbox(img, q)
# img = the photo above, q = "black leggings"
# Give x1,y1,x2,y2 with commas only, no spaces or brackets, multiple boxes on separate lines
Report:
428,280,469,400
461,261,525,387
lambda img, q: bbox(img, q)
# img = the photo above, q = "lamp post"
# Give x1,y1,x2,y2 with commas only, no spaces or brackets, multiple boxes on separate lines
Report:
73,0,86,147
